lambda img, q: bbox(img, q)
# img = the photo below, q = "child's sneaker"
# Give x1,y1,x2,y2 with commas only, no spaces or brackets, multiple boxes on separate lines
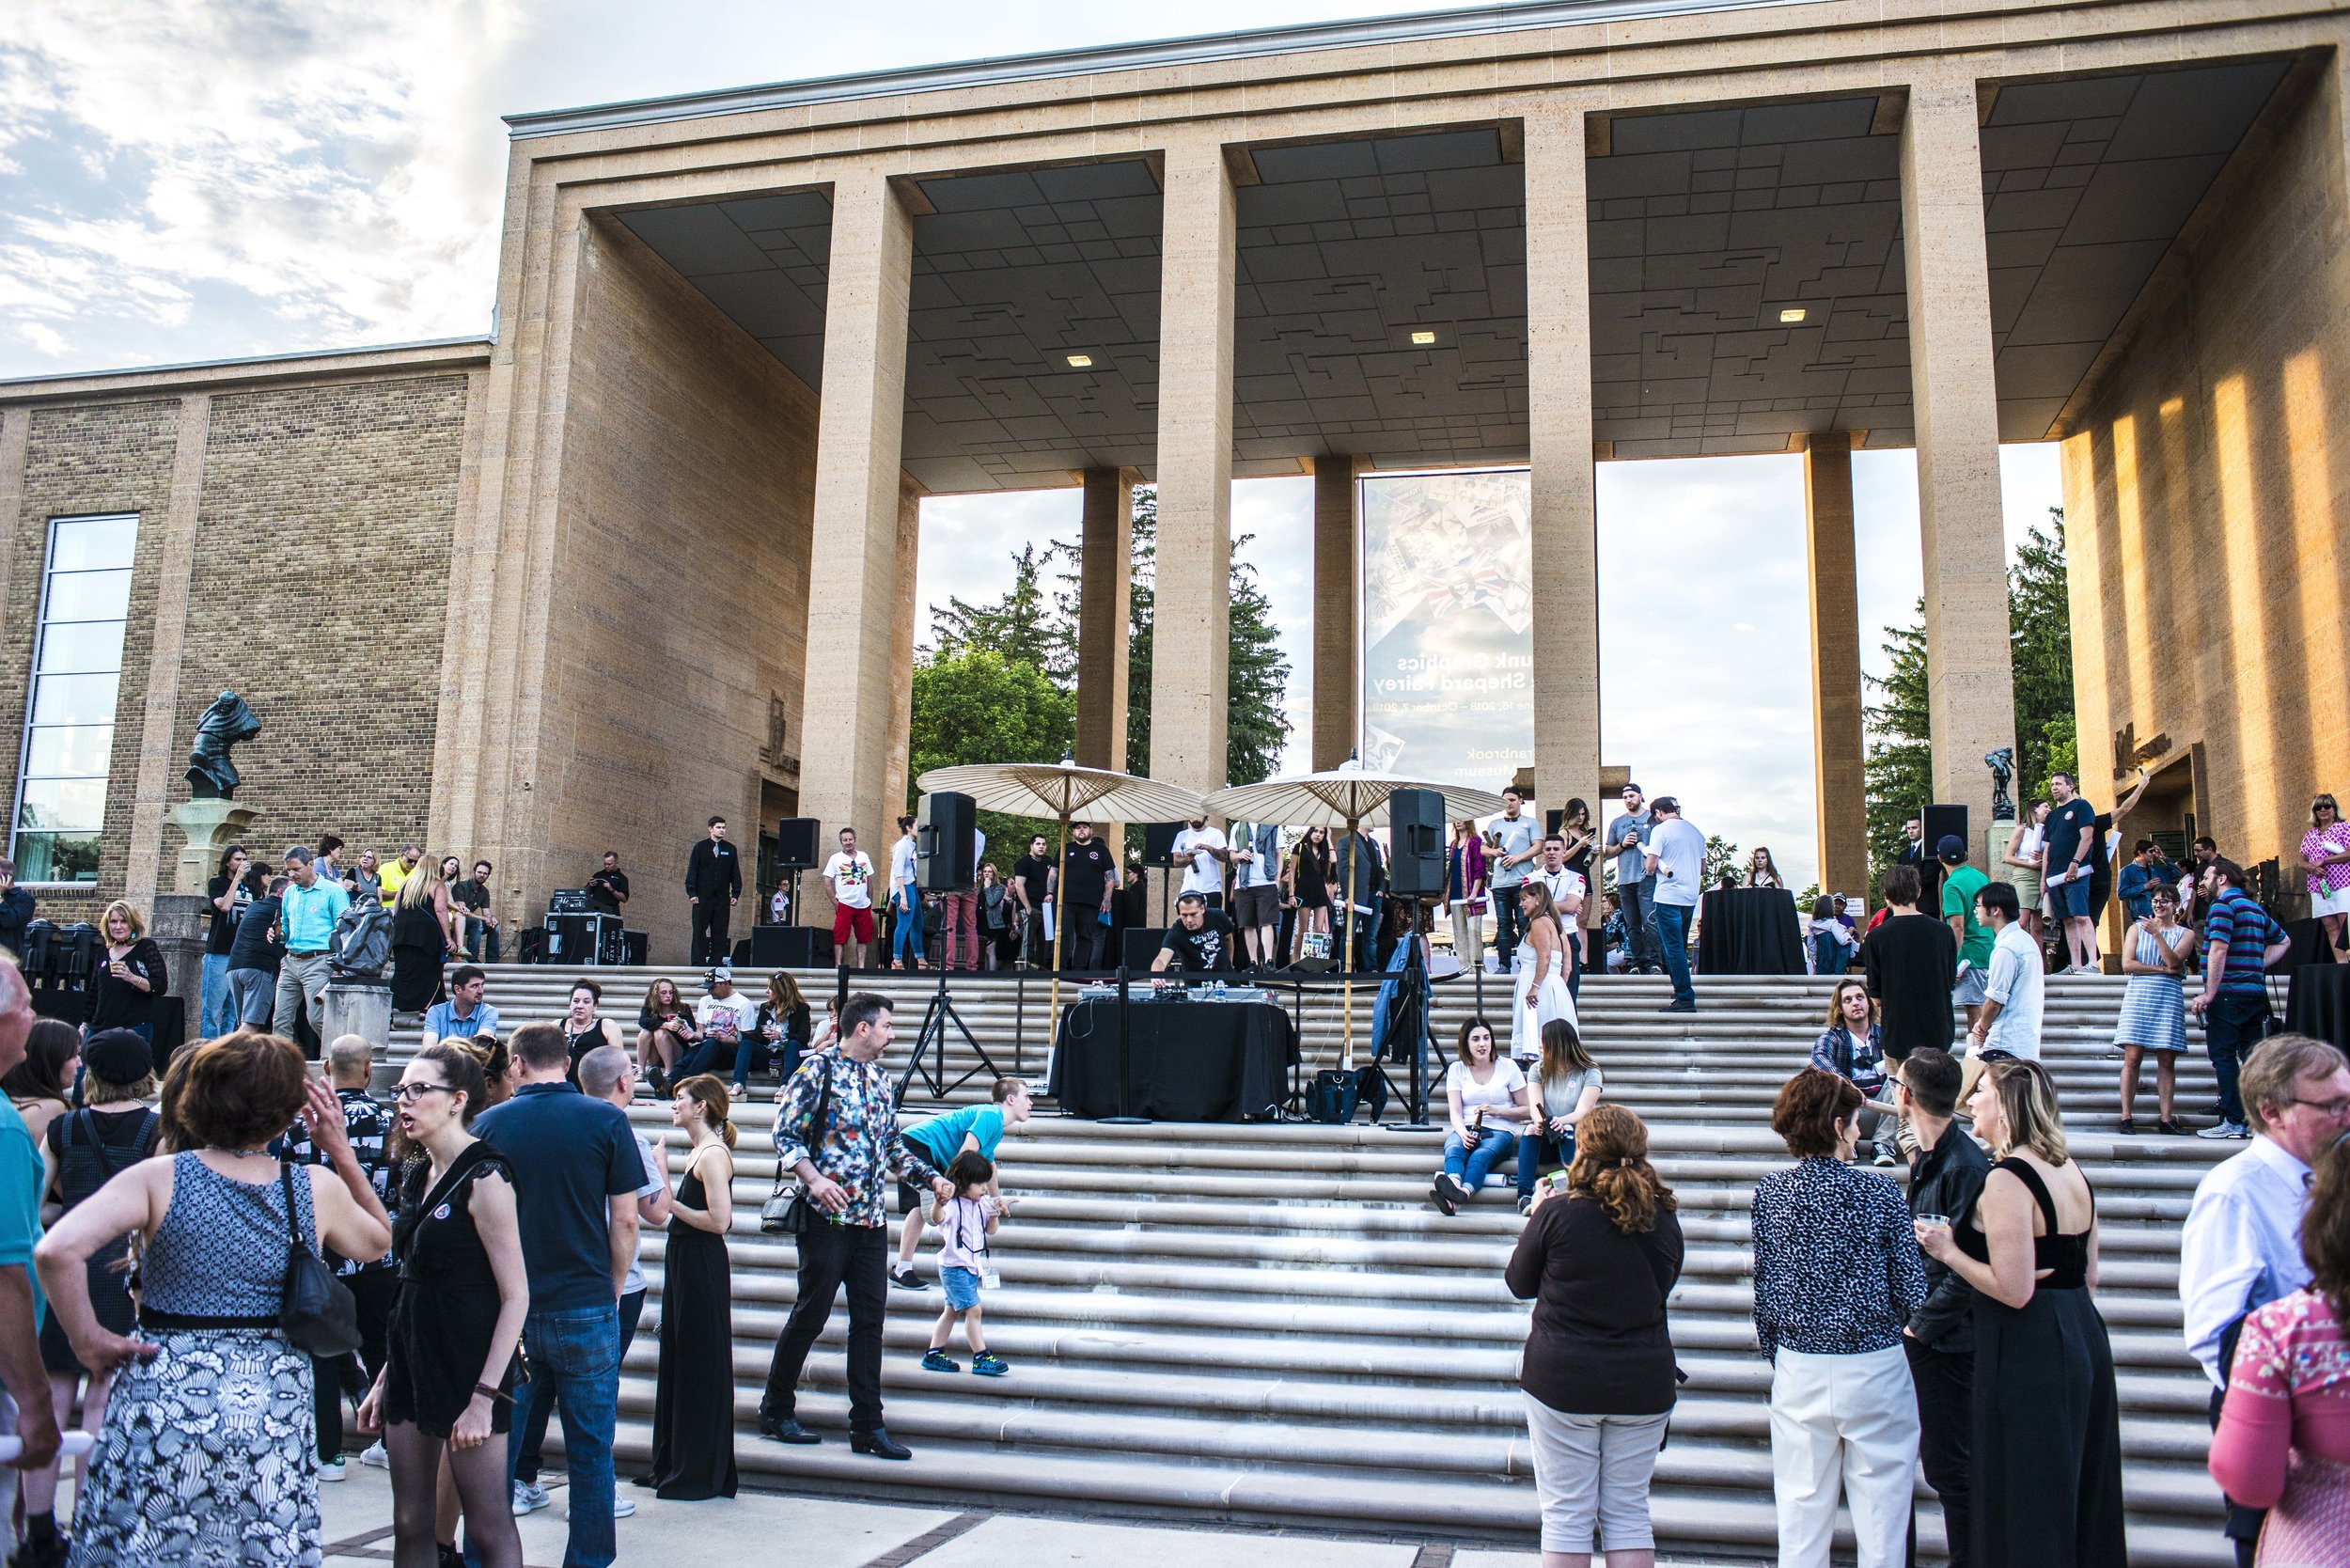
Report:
920,1348,962,1373
971,1350,1010,1377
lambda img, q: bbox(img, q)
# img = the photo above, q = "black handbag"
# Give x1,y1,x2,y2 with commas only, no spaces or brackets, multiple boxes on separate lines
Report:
277,1164,362,1356
760,1059,835,1235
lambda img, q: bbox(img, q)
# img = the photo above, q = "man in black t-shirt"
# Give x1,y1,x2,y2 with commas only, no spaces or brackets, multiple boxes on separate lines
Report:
201,847,255,1039
586,851,631,915
452,857,500,963
1010,835,1055,968
1058,822,1117,969
1152,894,1234,974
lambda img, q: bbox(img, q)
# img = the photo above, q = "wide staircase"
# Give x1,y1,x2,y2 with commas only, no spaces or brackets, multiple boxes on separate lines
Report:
400,965,2242,1561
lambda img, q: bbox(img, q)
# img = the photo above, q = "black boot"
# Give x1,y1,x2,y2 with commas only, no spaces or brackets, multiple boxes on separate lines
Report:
851,1426,913,1460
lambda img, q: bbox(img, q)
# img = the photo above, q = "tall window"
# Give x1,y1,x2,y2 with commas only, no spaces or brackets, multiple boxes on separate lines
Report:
12,514,136,884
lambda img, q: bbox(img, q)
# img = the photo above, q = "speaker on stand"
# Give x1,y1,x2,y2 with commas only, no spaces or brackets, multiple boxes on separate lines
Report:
774,817,820,929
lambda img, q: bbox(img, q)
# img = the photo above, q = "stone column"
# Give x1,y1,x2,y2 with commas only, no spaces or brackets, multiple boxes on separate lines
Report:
1901,71,2017,859
1311,455,1361,771
884,472,922,820
124,394,212,906
1522,105,1602,855
1804,432,1870,900
797,166,914,918
1148,134,1236,798
1074,467,1133,771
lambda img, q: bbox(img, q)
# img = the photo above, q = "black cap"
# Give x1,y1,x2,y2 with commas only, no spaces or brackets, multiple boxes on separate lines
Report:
1935,834,1966,863
82,1028,152,1087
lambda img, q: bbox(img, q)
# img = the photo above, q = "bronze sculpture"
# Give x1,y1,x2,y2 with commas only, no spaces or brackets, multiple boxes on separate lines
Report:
185,690,261,799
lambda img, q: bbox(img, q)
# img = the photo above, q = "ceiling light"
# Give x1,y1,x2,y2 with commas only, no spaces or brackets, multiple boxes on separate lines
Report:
1410,330,1437,345
1778,307,1807,323
1065,353,1093,368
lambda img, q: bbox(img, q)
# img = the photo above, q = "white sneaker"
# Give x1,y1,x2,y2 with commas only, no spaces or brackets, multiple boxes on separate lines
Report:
512,1480,552,1516
360,1441,390,1470
318,1457,346,1482
2197,1120,2249,1140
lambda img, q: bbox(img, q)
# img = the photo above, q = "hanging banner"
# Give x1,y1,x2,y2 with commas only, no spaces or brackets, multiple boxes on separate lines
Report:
1358,469,1535,789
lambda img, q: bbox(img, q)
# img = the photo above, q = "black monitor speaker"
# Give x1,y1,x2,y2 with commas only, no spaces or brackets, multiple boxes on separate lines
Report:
1545,808,1564,837
1142,822,1184,867
1386,787,1447,898
916,791,977,891
750,925,836,967
1922,803,1970,863
775,817,821,870
1121,927,1167,970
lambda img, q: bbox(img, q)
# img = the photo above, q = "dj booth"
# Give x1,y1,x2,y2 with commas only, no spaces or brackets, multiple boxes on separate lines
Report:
1048,983,1298,1122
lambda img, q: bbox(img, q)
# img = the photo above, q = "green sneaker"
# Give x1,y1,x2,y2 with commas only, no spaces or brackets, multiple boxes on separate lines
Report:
971,1350,1010,1377
920,1348,961,1373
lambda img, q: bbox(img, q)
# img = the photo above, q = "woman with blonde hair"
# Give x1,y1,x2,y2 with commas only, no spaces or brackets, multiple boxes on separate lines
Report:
1512,882,1576,1066
1519,1018,1603,1214
1507,1105,1682,1568
390,855,458,1015
639,1075,737,1500
86,900,164,1042
1918,1058,2125,1567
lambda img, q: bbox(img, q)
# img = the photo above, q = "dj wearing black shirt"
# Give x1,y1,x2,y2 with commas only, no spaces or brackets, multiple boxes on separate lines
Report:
1153,895,1235,974
586,851,631,914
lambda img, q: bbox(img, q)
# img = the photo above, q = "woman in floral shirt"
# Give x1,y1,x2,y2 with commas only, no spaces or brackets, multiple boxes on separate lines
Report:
2297,793,2350,964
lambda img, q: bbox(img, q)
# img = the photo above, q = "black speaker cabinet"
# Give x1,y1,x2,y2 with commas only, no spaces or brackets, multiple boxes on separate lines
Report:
750,925,836,968
775,817,821,870
1922,803,1970,861
1386,788,1447,898
1122,927,1167,970
1142,822,1184,866
916,791,978,891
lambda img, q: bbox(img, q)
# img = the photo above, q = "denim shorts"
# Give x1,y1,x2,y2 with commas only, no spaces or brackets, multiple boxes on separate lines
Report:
2048,877,2091,919
941,1266,981,1310
1951,967,1988,1006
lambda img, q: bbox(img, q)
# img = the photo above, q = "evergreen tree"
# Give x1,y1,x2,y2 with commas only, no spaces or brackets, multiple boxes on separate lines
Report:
928,543,1073,682
2008,508,2075,803
1702,833,1740,890
1863,604,1934,888
906,649,1073,873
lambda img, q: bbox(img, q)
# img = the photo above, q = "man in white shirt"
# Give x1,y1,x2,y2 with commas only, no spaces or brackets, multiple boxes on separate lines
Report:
2181,1033,2350,1566
1960,881,2043,1102
887,815,927,970
1534,834,1587,996
1172,815,1229,913
682,962,764,1078
1486,789,1542,971
822,827,877,968
1228,821,1283,971
1641,796,1704,1012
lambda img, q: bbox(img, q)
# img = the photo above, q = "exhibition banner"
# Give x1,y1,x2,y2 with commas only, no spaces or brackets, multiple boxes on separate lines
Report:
1358,469,1535,787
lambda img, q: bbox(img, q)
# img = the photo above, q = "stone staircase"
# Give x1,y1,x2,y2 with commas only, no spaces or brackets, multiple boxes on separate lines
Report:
389,965,2241,1561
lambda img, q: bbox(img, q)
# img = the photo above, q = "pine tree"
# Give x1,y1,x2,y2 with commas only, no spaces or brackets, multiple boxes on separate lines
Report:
2008,508,2075,803
1863,603,1934,888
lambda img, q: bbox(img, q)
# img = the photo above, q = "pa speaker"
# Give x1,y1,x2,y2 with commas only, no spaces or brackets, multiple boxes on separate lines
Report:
775,817,821,870
916,791,978,892
1923,803,1971,863
1386,788,1447,898
1121,927,1167,970
1143,822,1184,867
750,925,835,968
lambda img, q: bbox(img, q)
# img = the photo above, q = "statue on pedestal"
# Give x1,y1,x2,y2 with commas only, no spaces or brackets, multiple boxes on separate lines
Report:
1984,747,2016,822
185,690,260,800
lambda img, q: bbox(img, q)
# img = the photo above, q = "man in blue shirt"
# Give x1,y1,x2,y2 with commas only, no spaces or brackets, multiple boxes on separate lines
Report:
0,963,60,1479
1603,783,1660,974
2190,860,2294,1139
890,1078,1032,1288
421,965,501,1049
475,1023,642,1568
2042,773,2100,973
273,846,348,1054
2115,839,2178,923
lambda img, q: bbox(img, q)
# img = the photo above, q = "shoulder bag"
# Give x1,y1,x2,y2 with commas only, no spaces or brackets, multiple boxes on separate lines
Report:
760,1059,835,1235
277,1164,362,1356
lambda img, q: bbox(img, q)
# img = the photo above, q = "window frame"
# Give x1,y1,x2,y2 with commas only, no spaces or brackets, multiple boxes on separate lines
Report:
10,511,137,887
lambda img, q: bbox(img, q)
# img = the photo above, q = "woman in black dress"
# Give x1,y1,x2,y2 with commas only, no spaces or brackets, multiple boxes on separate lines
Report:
641,1074,737,1499
1917,1058,2125,1568
359,1043,527,1568
1287,826,1335,962
86,901,164,1042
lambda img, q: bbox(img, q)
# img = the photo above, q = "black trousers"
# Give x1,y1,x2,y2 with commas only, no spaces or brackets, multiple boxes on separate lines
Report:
1492,887,1527,970
690,899,730,965
1906,1337,1974,1568
762,1220,888,1434
1619,878,1662,969
310,1266,400,1460
1059,908,1105,970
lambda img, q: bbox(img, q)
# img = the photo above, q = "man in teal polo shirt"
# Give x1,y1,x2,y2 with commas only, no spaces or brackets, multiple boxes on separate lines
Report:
274,846,349,1055
889,1078,1032,1290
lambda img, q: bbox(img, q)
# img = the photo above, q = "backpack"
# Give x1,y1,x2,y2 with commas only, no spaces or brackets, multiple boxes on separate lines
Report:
329,897,394,979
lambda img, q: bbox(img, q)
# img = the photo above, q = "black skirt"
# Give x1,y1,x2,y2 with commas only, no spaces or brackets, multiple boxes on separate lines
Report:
642,1168,737,1499
384,1145,517,1437
1971,1284,2127,1567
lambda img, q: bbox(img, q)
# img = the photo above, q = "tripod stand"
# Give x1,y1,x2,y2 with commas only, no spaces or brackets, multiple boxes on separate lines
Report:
895,959,1005,1106
1360,926,1434,1127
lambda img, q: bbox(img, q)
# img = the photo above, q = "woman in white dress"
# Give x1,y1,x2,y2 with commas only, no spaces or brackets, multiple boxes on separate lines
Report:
1512,883,1577,1065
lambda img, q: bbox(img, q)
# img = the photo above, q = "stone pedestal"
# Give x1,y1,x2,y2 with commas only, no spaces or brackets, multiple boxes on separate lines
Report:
166,799,258,897
323,980,392,1058
149,892,209,1044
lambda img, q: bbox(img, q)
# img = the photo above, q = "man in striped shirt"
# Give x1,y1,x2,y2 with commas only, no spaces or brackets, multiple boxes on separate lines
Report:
2190,858,2293,1139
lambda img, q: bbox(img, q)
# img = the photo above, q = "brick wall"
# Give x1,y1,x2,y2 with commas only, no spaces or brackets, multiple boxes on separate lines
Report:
2063,63,2350,875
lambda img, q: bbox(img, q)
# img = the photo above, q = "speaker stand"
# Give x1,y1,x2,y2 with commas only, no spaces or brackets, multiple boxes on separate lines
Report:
896,961,1003,1107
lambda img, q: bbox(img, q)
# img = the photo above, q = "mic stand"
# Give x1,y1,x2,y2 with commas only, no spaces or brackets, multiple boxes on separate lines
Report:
1100,964,1151,1124
896,949,1003,1107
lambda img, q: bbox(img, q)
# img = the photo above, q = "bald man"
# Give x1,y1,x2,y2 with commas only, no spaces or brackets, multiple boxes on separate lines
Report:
0,962,60,1474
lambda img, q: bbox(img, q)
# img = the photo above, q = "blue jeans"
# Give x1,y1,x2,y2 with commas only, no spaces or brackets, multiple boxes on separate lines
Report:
2204,991,2269,1125
1517,1125,1577,1200
505,1305,620,1568
892,896,926,965
463,917,501,963
1654,900,1694,1003
1442,1127,1519,1199
199,952,234,1040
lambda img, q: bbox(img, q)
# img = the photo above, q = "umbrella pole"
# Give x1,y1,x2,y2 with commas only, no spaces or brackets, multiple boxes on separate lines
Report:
1051,814,1072,1023
1341,813,1357,1072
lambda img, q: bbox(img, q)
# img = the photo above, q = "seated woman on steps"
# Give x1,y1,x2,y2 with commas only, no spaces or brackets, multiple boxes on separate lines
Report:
1433,1017,1532,1215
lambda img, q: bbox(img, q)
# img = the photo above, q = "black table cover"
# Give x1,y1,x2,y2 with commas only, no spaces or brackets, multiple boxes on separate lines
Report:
1050,997,1297,1121
1697,888,1805,976
2285,964,2350,1055
2281,918,2335,974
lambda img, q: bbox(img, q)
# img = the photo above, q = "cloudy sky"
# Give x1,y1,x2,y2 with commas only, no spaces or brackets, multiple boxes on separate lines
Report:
4,1,2064,888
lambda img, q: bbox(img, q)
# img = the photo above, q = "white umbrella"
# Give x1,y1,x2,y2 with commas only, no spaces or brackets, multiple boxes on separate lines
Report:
1205,760,1504,1064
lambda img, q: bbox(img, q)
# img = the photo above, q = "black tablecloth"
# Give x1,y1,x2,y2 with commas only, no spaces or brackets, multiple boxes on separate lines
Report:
2281,918,2335,974
1697,888,1805,976
1049,997,1297,1121
2286,964,2350,1055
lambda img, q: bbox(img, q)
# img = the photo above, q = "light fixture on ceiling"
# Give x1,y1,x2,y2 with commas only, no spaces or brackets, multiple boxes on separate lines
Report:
1065,353,1093,368
1778,307,1807,323
1410,330,1438,345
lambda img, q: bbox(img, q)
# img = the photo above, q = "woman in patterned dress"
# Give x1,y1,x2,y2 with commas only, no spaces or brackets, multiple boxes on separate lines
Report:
2297,793,2350,964
2112,882,2195,1135
35,1032,391,1568
2212,1136,2350,1564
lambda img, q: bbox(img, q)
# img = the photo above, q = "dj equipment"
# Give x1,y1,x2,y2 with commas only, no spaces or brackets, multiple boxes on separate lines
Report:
546,887,594,916
1922,803,1970,859
542,911,621,964
749,925,835,968
1386,787,1446,898
1079,981,1270,1003
775,817,821,870
1143,822,1184,867
916,791,977,892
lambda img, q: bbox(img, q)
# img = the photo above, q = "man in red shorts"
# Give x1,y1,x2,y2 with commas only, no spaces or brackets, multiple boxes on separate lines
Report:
823,827,878,967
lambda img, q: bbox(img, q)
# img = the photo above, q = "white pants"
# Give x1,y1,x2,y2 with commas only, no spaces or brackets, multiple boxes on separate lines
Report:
1768,1344,1918,1568
1523,1395,1669,1553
